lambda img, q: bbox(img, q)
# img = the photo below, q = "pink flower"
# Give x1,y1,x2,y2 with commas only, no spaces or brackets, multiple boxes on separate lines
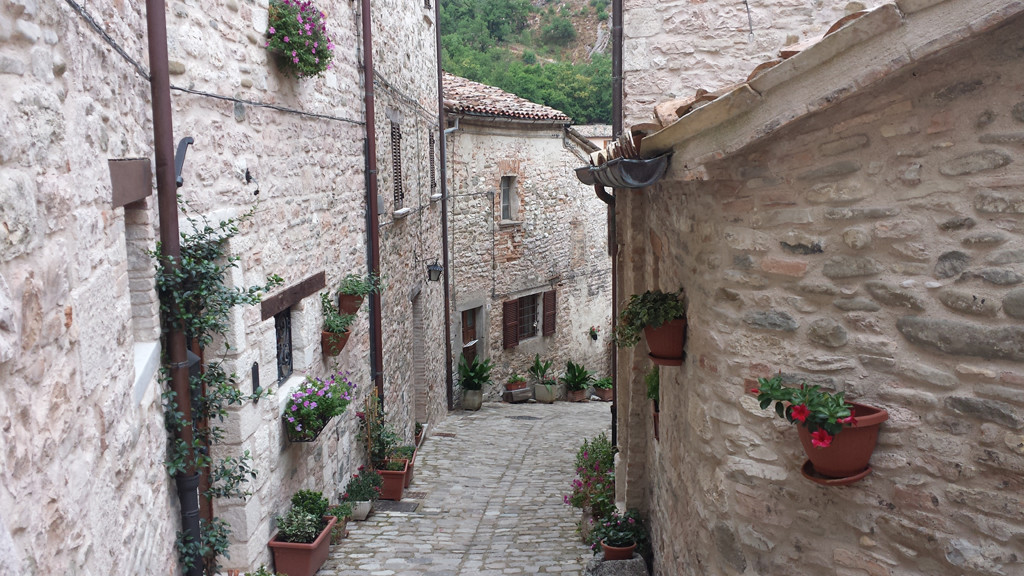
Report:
839,408,858,426
283,36,290,43
269,26,276,33
293,57,299,63
791,404,810,423
811,429,833,448
750,388,759,395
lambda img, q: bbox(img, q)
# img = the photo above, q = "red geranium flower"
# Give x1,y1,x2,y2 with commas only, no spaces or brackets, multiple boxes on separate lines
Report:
750,388,760,395
791,404,810,423
810,429,833,448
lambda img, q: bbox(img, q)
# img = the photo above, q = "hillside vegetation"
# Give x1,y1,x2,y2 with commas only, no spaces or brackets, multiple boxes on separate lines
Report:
440,0,612,124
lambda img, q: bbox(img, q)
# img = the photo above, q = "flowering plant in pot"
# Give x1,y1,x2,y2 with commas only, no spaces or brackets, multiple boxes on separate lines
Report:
268,490,336,576
284,370,355,442
342,467,382,520
265,0,335,79
506,373,528,391
565,433,616,542
528,354,557,403
560,360,593,402
588,325,600,340
754,374,888,484
614,289,686,366
326,502,351,544
589,508,648,561
321,292,355,356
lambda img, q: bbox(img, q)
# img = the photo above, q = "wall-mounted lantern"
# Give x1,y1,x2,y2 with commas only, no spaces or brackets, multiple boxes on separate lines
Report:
426,260,443,282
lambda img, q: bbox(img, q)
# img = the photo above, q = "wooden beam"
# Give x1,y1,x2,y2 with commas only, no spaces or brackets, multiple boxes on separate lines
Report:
260,271,326,320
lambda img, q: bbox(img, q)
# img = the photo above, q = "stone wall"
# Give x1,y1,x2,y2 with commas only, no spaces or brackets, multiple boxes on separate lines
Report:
447,120,612,400
622,0,885,126
0,0,443,572
617,14,1024,576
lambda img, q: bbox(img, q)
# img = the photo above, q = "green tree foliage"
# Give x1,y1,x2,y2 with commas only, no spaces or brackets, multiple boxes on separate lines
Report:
440,0,611,124
540,16,576,46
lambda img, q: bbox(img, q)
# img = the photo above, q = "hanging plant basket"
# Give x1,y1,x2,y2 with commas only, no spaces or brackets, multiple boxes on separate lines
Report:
798,402,888,485
644,317,687,366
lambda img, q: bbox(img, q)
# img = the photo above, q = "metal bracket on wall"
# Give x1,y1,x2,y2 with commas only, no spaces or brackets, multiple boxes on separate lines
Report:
174,136,194,188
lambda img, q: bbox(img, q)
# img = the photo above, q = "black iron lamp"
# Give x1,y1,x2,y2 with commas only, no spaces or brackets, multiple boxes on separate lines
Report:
426,259,443,282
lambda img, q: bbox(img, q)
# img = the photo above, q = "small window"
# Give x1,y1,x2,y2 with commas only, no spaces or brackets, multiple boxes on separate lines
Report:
275,309,293,383
500,176,516,221
391,122,404,210
517,294,538,340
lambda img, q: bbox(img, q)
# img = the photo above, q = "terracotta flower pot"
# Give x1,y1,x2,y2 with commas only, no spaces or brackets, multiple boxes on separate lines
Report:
644,317,687,366
797,402,888,482
594,388,613,402
377,459,408,501
567,389,587,402
506,381,528,391
337,293,364,315
330,517,349,545
601,540,637,561
268,515,336,576
321,330,350,356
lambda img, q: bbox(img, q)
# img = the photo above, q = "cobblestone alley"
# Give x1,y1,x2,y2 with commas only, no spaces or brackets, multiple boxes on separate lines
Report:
320,401,612,575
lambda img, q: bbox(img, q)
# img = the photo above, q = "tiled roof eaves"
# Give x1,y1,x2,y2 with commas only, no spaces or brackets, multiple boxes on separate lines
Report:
640,0,1024,171
446,107,569,123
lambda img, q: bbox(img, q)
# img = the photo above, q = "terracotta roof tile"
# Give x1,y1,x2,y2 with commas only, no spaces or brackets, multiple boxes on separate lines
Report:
442,72,571,122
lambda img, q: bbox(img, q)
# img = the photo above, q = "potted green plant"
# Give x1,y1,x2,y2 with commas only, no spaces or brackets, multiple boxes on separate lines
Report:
321,292,356,356
458,354,492,411
528,354,557,404
589,508,648,561
414,421,424,446
326,502,352,544
337,272,383,314
646,367,660,441
267,490,337,576
284,370,355,442
506,373,528,391
393,444,417,488
377,457,408,501
754,374,889,485
593,377,613,402
560,361,593,402
341,467,382,520
614,289,686,366
243,566,284,576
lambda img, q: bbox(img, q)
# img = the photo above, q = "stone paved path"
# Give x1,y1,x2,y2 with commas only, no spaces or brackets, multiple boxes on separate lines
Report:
319,400,611,576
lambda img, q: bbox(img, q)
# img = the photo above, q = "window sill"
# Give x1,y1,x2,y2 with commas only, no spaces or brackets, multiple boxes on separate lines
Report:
499,220,522,228
132,340,161,405
394,207,413,219
422,6,434,25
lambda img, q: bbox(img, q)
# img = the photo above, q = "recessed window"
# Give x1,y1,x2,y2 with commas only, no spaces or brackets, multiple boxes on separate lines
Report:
275,309,293,383
429,131,437,197
500,176,517,221
502,289,555,349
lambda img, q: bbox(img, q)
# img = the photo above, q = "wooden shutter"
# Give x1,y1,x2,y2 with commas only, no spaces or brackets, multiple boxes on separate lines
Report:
502,299,519,349
542,290,556,336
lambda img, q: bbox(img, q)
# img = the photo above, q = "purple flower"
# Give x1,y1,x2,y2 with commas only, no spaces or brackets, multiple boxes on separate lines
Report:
269,26,276,34
283,36,289,43
291,405,298,411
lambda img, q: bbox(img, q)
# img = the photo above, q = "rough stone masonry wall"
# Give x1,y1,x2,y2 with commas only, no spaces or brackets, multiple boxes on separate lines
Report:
622,0,885,126
370,0,450,435
620,17,1024,576
448,122,612,400
0,0,179,573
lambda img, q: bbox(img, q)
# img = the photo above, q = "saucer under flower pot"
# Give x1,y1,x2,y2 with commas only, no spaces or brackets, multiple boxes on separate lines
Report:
801,460,873,486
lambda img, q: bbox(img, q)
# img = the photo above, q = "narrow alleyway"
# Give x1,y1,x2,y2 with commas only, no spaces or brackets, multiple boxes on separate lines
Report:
320,401,611,576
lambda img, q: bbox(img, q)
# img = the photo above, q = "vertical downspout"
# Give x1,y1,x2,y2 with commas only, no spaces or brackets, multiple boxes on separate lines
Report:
610,0,623,447
434,2,455,410
361,0,385,402
145,0,201,574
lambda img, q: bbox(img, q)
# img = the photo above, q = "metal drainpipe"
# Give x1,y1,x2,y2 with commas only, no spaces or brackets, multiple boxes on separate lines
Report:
361,0,384,402
434,2,455,411
610,0,623,447
144,0,201,574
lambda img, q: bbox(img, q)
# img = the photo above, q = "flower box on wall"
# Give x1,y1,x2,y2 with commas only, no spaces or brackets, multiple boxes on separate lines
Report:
268,515,337,576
